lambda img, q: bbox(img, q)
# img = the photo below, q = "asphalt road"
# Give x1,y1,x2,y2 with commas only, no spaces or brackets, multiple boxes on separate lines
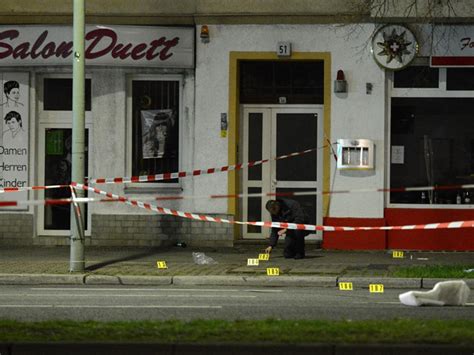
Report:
0,285,472,321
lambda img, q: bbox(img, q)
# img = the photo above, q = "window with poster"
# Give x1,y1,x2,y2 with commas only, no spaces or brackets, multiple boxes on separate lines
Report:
389,61,474,206
128,76,181,187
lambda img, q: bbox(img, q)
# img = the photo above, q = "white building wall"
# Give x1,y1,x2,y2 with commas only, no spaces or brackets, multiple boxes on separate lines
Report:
89,68,196,216
195,24,386,218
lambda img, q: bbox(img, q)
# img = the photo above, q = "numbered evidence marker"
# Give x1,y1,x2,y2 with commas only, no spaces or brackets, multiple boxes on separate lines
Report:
258,253,270,261
338,282,353,291
247,258,260,266
156,261,168,269
392,250,404,258
266,267,280,276
369,284,384,293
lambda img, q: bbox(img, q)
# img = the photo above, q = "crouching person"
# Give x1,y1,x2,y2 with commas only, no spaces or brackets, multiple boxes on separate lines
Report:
264,198,309,260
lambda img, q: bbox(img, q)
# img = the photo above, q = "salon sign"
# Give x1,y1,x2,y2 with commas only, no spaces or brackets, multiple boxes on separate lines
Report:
0,25,194,68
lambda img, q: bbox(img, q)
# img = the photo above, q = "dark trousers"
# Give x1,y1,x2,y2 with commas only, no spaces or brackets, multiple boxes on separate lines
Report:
283,230,305,258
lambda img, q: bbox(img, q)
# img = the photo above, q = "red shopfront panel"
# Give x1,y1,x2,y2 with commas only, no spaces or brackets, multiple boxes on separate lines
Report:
322,217,387,250
385,208,474,251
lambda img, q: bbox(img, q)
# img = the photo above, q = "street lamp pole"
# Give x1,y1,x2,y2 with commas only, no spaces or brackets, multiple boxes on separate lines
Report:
70,0,86,272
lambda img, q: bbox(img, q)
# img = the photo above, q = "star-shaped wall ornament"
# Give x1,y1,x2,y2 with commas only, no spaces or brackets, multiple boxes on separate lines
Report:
371,25,418,70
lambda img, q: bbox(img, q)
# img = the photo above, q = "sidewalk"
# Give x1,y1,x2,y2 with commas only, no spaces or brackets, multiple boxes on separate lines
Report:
0,244,472,287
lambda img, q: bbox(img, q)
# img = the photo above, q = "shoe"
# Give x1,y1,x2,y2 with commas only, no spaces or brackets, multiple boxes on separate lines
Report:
294,254,305,260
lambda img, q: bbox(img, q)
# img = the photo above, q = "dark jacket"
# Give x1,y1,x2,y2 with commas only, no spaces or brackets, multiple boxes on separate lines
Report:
268,198,309,247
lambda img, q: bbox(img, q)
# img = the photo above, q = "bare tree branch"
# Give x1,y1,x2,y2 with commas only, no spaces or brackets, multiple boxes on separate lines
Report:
342,0,462,59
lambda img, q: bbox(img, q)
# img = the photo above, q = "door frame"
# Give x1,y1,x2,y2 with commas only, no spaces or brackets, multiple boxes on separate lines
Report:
36,73,93,237
227,52,332,240
241,104,324,239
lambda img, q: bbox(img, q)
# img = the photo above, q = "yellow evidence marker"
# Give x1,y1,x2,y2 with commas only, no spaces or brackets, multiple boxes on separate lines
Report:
266,267,280,276
247,258,259,266
258,253,270,261
369,284,384,293
392,250,404,258
156,261,168,269
338,282,353,291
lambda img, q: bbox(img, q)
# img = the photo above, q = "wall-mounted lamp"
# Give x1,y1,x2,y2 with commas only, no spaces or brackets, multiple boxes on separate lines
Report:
200,25,210,43
334,69,348,93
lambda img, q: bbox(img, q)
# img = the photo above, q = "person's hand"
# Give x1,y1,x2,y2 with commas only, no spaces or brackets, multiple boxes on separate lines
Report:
277,228,287,237
265,246,273,254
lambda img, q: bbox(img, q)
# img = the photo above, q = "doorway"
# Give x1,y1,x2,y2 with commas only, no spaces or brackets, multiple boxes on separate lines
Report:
37,74,92,236
241,105,323,239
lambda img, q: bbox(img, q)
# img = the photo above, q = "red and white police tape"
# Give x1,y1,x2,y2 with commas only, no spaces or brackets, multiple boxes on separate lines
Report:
0,197,99,207
3,183,474,206
2,179,474,202
86,146,321,184
0,184,69,195
102,183,474,202
0,146,321,194
71,182,474,232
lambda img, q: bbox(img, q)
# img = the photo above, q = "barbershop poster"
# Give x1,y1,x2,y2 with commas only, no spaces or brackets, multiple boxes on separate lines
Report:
0,72,29,210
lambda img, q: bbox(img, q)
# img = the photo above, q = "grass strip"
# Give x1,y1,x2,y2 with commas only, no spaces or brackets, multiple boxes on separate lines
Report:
0,319,473,344
390,265,474,278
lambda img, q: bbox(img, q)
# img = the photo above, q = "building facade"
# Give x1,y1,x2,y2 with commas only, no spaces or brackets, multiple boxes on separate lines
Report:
0,0,473,250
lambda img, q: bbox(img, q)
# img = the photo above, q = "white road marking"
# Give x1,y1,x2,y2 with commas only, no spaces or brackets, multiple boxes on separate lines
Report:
245,289,283,293
0,294,255,298
0,305,222,309
355,301,474,306
353,301,400,305
30,287,273,293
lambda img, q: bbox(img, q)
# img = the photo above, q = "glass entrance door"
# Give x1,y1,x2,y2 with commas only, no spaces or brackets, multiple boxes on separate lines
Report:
43,128,89,230
242,106,323,239
37,74,92,236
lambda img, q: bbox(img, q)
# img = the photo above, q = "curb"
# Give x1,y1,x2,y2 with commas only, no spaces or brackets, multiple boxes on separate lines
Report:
172,275,337,287
0,273,85,285
118,275,173,286
422,278,474,289
243,275,337,287
84,275,173,285
1,273,467,289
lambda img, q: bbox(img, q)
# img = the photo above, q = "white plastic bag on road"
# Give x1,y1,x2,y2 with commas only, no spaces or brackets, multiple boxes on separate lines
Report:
399,280,470,306
192,252,218,265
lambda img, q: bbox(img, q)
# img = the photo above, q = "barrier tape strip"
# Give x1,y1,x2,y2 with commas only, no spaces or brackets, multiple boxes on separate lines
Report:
0,197,117,207
116,183,474,202
70,186,86,241
71,182,474,232
2,180,474,204
3,184,473,206
0,184,69,195
87,147,321,184
0,146,321,193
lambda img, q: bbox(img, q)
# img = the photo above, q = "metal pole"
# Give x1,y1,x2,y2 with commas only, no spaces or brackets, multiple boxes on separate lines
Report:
70,0,86,272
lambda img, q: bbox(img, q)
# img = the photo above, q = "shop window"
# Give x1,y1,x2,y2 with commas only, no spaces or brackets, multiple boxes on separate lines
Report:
393,66,439,88
239,61,324,104
390,98,474,204
447,68,474,91
43,78,92,111
131,80,179,182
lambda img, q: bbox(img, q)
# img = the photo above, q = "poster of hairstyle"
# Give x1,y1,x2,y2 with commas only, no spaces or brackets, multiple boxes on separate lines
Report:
0,72,29,210
141,109,175,159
